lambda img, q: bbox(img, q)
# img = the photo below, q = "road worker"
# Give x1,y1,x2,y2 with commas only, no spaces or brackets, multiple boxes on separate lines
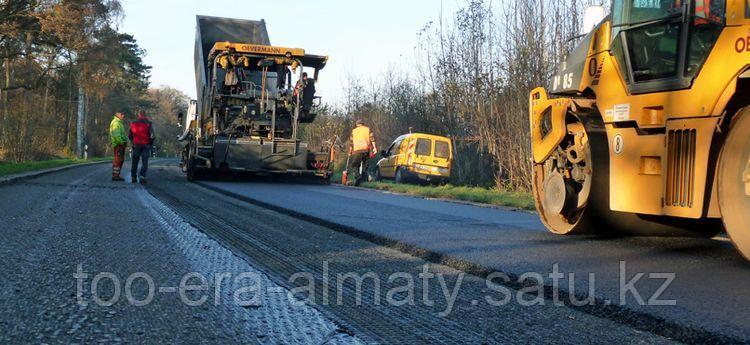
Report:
128,110,156,184
348,119,377,186
276,52,294,90
293,72,308,99
109,112,128,182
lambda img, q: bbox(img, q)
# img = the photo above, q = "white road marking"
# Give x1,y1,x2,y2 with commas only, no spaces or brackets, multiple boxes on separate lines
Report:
136,189,364,344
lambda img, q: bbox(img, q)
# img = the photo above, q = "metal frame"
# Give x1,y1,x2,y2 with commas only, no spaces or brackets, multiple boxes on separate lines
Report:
614,0,725,95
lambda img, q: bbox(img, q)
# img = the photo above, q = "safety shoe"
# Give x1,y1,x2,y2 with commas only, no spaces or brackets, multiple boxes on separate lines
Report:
131,176,138,184
112,176,125,182
139,176,148,184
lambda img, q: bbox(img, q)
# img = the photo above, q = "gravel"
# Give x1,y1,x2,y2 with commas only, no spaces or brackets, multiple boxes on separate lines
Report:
0,162,362,344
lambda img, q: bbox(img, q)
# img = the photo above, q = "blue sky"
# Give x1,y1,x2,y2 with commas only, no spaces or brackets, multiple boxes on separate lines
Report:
119,0,460,104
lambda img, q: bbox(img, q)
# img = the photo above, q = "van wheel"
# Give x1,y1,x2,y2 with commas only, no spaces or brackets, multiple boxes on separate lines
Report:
395,168,405,184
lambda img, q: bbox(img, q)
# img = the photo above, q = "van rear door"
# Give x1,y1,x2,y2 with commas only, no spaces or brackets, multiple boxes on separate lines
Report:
412,137,451,174
413,137,433,166
432,139,452,168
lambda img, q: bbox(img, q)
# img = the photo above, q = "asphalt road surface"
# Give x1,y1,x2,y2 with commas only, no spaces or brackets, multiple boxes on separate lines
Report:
0,159,745,344
201,168,750,342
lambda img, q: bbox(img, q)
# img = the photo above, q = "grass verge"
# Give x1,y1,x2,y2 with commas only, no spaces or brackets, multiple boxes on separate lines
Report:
359,181,535,210
0,157,110,177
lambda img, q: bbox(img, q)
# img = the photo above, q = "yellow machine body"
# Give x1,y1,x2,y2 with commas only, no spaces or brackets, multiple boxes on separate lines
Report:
210,42,307,58
529,1,750,249
531,1,750,220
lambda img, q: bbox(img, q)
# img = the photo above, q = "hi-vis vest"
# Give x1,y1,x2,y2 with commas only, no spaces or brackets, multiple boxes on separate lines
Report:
351,125,372,152
694,0,717,24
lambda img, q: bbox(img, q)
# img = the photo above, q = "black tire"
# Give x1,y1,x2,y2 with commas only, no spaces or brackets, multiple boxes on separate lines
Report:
186,154,203,182
186,160,196,182
186,145,197,182
395,168,405,184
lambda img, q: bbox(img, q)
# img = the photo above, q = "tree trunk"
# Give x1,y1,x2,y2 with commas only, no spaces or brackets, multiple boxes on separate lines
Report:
76,85,85,158
1,58,11,152
63,63,73,148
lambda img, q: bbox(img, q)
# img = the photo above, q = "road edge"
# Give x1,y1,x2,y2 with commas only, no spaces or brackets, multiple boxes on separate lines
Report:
334,183,536,214
194,180,740,345
0,160,109,185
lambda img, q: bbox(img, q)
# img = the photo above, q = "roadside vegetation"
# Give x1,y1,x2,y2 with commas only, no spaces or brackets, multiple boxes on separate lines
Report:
331,163,533,210
0,157,109,177
303,0,593,193
0,1,188,164
359,181,534,210
3,0,589,194
315,0,587,207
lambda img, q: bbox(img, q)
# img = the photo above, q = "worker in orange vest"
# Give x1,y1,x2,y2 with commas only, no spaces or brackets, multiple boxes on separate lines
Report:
348,119,377,186
698,0,723,24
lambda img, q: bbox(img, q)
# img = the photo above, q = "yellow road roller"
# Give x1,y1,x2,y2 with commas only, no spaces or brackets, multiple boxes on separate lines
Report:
529,0,750,259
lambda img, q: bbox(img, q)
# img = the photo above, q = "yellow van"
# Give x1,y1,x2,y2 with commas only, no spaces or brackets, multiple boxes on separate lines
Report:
375,133,452,184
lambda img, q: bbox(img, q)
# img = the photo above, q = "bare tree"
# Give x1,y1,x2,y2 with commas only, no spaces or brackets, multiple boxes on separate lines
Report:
315,0,588,190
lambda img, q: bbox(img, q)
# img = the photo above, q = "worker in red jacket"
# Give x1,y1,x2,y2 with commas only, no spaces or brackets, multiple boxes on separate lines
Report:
128,110,156,184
